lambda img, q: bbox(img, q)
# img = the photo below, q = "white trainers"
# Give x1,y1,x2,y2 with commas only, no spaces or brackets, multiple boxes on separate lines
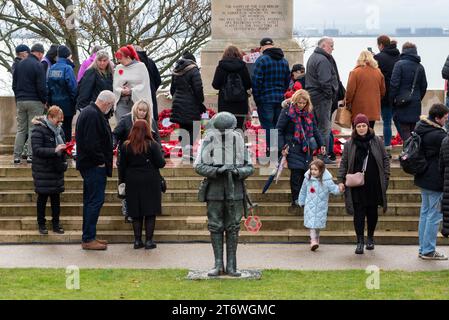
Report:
421,251,448,261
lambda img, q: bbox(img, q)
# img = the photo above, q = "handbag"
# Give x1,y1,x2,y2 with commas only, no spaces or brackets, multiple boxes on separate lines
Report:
345,151,369,187
335,106,352,129
393,65,422,107
160,173,167,193
118,183,126,199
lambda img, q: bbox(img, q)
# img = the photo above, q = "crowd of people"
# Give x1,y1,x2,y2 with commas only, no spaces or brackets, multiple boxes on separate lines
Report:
9,35,449,260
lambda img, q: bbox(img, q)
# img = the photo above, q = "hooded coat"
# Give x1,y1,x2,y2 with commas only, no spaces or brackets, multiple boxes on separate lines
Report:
170,58,205,125
374,44,401,104
414,116,447,192
212,57,252,115
252,47,290,105
390,48,428,124
31,116,67,194
298,169,341,229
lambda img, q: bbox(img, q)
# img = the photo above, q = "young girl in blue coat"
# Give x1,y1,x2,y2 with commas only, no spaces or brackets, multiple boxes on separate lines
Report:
298,159,342,251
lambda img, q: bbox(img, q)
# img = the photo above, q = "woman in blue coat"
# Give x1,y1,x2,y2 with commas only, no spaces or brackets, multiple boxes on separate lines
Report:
390,42,428,141
276,89,324,207
47,45,77,141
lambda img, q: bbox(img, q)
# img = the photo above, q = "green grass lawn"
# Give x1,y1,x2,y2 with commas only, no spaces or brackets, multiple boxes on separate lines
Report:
0,269,448,300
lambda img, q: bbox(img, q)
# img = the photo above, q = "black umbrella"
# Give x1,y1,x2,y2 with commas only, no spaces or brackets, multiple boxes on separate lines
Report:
262,154,285,194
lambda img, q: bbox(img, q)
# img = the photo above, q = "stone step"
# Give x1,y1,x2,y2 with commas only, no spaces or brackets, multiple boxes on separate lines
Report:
0,216,421,232
0,164,412,178
0,176,416,190
0,135,15,145
0,189,421,204
0,202,422,217
0,229,447,245
0,145,13,155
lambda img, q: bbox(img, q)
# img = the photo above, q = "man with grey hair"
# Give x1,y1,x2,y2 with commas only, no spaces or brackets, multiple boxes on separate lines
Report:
306,37,339,164
75,90,115,250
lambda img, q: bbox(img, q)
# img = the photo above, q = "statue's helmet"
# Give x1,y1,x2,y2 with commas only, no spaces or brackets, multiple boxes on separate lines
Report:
210,112,237,130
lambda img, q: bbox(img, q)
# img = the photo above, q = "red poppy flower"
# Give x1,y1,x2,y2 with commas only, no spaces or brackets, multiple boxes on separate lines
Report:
310,187,316,193
118,69,124,75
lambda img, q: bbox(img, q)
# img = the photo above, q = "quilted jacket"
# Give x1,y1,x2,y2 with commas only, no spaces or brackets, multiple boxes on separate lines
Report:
298,169,341,229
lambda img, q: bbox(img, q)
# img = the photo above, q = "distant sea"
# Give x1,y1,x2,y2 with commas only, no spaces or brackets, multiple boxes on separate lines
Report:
0,36,447,95
302,37,448,90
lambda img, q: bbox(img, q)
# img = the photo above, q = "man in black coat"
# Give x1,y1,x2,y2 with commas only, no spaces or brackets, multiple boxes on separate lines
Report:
12,43,47,164
414,104,449,260
75,90,115,250
374,36,401,153
136,47,162,121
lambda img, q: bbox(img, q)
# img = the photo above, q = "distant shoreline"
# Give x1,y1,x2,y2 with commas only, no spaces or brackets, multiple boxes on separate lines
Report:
296,35,449,38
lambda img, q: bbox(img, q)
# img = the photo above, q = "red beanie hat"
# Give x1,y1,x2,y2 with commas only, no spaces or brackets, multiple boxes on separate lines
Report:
353,113,369,126
115,45,140,61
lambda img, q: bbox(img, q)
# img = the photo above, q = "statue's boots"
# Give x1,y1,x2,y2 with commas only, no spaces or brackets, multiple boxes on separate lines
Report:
207,233,224,277
226,231,241,277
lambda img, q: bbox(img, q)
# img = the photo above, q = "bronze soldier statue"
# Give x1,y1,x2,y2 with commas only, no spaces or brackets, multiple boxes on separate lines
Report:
195,112,254,277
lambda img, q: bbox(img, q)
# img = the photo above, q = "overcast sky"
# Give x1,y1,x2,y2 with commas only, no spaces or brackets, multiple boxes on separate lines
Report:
294,0,449,32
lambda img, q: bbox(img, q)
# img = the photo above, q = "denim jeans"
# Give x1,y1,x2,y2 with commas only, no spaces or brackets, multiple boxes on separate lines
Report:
257,102,282,152
419,189,443,255
446,95,449,108
81,167,107,243
381,104,393,147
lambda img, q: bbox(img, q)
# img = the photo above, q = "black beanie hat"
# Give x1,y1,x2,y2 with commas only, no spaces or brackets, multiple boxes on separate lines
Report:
182,51,196,62
57,45,72,59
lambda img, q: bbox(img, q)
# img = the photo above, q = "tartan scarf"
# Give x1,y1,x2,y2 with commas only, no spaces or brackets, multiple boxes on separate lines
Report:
287,102,314,153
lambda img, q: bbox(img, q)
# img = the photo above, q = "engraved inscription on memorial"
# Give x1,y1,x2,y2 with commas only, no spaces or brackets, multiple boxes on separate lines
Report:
219,4,284,33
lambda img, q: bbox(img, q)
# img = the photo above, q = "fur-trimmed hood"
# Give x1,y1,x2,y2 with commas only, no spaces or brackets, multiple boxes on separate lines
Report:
31,115,48,127
415,115,447,137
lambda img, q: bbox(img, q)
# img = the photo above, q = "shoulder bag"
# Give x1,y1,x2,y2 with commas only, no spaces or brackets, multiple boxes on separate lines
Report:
394,65,422,108
345,150,370,187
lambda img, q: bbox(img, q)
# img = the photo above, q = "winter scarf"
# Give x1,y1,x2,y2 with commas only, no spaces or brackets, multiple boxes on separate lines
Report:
287,102,314,152
353,129,375,164
45,118,65,145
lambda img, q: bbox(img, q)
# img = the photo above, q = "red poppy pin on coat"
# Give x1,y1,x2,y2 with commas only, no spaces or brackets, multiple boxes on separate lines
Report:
118,69,124,75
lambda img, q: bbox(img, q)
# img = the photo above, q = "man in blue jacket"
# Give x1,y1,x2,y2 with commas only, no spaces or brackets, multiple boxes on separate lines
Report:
252,38,290,157
12,43,47,164
47,45,77,141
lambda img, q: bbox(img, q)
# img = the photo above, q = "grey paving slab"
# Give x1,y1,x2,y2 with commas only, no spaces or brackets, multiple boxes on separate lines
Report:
0,244,448,271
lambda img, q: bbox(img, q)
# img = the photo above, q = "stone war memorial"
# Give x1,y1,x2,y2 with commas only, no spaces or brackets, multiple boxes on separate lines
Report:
201,0,303,94
0,0,448,304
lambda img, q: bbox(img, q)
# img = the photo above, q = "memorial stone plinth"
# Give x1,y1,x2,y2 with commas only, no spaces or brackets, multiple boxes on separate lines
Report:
201,0,303,94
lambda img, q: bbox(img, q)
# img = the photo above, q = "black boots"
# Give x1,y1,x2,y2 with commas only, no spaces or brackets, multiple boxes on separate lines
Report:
52,224,64,234
366,236,375,251
38,225,48,235
226,232,241,277
132,218,144,249
355,235,364,255
208,233,224,277
144,216,157,250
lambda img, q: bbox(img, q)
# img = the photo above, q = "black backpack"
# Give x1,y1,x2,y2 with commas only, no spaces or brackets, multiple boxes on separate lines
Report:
223,72,246,103
399,131,428,175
